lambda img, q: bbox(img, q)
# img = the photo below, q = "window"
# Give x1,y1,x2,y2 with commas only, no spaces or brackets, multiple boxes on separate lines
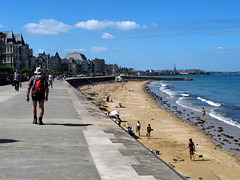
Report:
6,46,10,52
6,55,11,63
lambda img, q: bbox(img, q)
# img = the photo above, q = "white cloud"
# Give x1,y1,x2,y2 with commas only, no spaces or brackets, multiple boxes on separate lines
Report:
152,23,158,26
91,46,107,53
217,47,224,50
115,21,140,30
74,19,140,31
75,19,112,30
102,32,114,39
65,48,87,52
24,19,72,35
140,44,145,47
35,49,45,55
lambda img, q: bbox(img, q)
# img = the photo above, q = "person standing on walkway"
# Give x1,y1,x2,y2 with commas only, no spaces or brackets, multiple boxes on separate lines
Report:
26,67,49,125
13,69,21,91
136,121,141,137
48,73,53,89
188,138,195,161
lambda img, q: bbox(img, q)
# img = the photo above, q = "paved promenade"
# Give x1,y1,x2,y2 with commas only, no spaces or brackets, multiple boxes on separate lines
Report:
0,80,184,180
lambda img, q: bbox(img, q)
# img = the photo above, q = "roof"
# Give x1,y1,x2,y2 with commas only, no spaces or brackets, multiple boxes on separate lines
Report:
65,52,87,61
2,31,25,45
14,34,25,45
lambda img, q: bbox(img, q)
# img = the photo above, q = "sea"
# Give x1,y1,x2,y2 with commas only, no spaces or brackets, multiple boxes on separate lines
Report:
147,74,240,155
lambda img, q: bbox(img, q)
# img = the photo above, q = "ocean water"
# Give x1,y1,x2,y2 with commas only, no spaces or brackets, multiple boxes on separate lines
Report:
148,75,240,129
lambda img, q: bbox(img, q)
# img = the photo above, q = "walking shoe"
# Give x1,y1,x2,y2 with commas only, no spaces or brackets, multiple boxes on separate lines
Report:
33,117,37,124
38,117,44,125
38,121,44,125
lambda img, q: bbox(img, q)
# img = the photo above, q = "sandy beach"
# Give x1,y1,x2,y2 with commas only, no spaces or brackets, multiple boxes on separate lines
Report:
80,80,240,180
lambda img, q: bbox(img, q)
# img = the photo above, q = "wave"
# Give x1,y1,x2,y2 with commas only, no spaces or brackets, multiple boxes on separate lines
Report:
197,97,221,107
176,97,201,112
209,109,240,129
159,83,177,98
181,93,190,97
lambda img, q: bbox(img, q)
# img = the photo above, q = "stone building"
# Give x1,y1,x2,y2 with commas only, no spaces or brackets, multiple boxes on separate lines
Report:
48,52,61,72
89,58,105,74
65,52,89,73
0,31,33,69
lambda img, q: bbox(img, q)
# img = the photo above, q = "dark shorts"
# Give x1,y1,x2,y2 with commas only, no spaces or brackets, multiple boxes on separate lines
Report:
32,93,45,104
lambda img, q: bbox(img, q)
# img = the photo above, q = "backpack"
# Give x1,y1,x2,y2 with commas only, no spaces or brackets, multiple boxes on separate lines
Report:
32,75,46,94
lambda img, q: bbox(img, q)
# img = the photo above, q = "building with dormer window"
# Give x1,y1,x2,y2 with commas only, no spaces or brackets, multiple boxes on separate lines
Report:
0,31,33,69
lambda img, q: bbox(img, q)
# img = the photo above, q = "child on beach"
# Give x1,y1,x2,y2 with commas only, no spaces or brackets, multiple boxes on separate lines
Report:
136,121,141,136
146,124,152,139
128,126,134,137
201,108,206,120
115,114,122,126
188,138,195,161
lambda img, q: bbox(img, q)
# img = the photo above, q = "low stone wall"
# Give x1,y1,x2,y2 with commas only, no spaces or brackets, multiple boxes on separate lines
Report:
66,76,192,90
66,76,115,89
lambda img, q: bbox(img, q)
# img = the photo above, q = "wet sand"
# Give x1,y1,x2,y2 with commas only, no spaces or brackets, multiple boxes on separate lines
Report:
80,81,240,180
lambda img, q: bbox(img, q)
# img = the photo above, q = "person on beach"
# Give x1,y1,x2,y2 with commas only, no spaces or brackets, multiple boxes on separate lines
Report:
128,126,134,137
188,138,195,161
136,121,141,136
147,124,152,139
201,108,206,120
26,67,49,125
115,114,122,126
106,95,110,102
115,103,125,108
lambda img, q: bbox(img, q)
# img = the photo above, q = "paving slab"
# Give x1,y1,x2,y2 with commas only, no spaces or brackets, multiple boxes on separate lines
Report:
0,80,184,180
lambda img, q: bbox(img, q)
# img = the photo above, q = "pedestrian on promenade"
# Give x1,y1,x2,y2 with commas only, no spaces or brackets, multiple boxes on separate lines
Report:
136,121,141,136
13,69,21,91
48,73,53,89
188,138,195,161
201,107,206,120
26,67,49,125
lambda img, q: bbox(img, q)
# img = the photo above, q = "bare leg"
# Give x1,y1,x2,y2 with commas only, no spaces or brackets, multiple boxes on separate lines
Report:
32,103,37,116
39,103,44,117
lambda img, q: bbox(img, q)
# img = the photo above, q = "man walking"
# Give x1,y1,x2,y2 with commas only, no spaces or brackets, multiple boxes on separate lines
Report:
26,67,49,125
13,69,21,91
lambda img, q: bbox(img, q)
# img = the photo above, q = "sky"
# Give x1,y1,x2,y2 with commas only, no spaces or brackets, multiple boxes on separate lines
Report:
1,0,240,72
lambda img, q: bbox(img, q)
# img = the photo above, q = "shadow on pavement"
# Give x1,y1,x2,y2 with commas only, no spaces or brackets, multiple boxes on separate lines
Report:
0,139,21,143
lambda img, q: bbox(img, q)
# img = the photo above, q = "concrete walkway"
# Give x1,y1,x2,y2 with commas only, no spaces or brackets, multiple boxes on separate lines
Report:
0,80,184,180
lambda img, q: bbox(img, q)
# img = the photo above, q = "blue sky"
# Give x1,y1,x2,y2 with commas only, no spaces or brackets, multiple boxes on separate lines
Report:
1,0,240,71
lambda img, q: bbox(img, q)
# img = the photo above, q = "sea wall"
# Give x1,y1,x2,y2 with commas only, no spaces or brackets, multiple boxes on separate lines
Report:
66,76,192,90
66,76,115,89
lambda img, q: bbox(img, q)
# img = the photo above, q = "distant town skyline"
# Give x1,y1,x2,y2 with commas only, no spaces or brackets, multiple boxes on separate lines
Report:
1,0,240,71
